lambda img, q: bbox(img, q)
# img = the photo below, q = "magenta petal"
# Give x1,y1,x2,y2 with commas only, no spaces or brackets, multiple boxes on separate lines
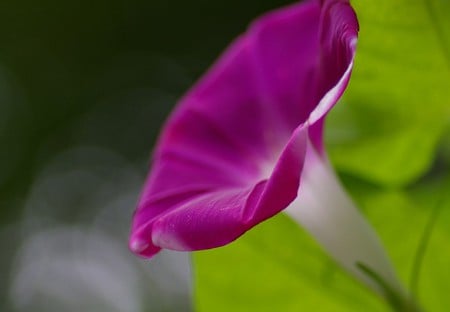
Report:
249,0,321,130
131,125,307,255
129,0,359,258
308,0,358,153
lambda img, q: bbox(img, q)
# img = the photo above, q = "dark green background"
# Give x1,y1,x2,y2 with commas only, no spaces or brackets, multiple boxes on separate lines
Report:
0,0,292,224
0,0,292,310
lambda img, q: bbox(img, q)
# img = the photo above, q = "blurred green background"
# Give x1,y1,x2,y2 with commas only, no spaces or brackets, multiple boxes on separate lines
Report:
0,0,449,311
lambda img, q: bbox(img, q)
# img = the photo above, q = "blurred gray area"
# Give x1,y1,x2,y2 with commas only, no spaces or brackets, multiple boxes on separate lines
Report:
8,146,192,312
0,0,292,311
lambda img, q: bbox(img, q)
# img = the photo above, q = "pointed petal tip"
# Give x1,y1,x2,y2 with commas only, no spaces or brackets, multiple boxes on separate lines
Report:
129,238,149,254
128,230,162,259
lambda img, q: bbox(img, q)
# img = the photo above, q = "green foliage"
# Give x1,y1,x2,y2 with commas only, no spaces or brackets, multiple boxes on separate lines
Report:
194,213,384,312
195,1,450,311
194,176,450,311
327,0,450,186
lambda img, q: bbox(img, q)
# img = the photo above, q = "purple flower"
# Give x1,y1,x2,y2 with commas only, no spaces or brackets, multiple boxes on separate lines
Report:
129,0,404,296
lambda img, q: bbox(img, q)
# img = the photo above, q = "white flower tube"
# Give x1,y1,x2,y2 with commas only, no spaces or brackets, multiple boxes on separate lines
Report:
285,142,406,300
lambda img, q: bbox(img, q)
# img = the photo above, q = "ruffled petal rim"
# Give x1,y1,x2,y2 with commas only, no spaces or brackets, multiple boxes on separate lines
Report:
130,125,307,257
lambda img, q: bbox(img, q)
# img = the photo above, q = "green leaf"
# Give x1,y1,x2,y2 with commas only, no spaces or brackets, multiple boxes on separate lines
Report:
406,175,450,311
327,0,450,187
194,174,450,311
194,213,385,312
352,175,450,311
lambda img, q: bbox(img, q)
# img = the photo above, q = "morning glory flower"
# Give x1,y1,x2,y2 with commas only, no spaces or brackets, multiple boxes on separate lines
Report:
130,0,406,301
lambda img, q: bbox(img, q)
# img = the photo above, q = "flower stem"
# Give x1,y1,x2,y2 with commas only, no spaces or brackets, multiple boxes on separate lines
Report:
409,197,443,298
357,262,422,312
